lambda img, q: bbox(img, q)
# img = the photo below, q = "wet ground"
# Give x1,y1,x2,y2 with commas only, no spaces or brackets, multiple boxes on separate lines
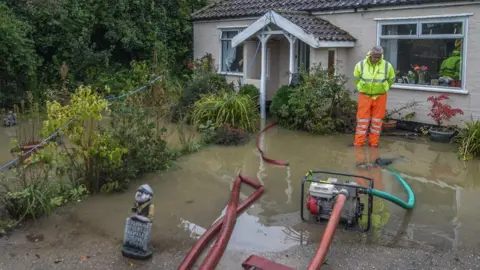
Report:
1,122,480,269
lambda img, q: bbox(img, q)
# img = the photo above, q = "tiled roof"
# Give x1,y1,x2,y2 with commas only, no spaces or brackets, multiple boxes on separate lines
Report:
278,11,355,42
192,0,456,20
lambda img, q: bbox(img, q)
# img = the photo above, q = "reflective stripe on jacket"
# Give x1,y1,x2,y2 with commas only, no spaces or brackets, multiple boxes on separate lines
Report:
354,53,396,99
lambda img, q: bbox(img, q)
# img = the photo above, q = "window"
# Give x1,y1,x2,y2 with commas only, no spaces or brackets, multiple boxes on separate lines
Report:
296,40,310,71
378,17,467,90
220,29,244,74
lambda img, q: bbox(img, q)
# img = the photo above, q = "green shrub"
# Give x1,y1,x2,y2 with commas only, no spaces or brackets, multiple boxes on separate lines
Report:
42,85,128,192
239,84,259,100
108,101,172,189
270,85,294,124
172,55,236,121
192,92,259,132
458,120,480,161
271,65,356,134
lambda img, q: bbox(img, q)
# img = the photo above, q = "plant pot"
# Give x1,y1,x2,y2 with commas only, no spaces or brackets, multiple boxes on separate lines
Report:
429,128,455,142
382,120,397,132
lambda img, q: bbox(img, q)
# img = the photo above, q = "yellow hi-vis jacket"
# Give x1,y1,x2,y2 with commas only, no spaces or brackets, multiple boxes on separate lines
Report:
354,52,396,99
439,50,461,80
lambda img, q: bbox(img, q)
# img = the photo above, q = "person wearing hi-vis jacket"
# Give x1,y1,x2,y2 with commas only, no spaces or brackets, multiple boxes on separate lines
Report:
352,46,396,147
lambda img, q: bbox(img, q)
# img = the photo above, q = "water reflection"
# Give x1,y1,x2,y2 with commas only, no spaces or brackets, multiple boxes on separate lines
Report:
178,207,308,253
284,166,292,204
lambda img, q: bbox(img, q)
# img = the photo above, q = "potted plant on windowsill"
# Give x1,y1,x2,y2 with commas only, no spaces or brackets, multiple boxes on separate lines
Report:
427,94,464,142
383,101,419,132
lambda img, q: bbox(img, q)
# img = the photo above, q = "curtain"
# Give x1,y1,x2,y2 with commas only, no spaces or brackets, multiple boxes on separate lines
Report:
222,40,237,72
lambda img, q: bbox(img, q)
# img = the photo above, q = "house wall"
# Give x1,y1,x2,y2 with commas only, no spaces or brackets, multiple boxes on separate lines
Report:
194,19,292,100
315,5,480,125
310,47,349,75
193,18,256,89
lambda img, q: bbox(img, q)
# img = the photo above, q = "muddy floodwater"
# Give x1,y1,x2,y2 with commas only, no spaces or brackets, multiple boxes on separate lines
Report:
1,121,480,269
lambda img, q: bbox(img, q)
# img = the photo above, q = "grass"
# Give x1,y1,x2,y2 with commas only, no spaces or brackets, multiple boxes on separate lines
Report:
458,120,480,161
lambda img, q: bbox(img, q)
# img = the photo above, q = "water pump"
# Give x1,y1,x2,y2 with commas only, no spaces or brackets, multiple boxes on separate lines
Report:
301,170,374,232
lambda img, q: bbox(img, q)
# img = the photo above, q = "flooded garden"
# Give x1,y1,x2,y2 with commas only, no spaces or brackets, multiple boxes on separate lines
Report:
1,58,480,269
2,2,480,267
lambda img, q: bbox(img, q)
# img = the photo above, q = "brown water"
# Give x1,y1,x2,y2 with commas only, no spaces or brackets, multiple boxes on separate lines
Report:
1,120,480,256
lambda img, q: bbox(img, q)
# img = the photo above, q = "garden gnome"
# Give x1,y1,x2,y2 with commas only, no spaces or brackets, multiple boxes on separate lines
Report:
131,184,155,222
122,184,155,260
3,111,17,127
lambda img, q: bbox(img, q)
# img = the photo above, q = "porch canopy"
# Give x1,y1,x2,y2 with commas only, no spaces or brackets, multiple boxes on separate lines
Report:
231,10,355,118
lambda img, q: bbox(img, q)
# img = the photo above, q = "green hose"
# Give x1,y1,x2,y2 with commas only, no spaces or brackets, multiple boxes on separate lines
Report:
367,167,415,209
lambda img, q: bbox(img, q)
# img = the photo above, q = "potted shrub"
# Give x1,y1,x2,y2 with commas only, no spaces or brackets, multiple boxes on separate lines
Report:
383,101,419,132
427,94,464,142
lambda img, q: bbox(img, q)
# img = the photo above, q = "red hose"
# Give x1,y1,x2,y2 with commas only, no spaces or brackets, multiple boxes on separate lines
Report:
307,193,347,270
198,176,242,269
256,122,289,166
178,175,264,270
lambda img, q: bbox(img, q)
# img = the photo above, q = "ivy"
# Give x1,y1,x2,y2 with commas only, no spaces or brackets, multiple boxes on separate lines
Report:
1,0,208,106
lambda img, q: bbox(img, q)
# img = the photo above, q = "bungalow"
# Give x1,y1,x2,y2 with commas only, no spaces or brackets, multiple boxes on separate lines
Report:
191,0,480,124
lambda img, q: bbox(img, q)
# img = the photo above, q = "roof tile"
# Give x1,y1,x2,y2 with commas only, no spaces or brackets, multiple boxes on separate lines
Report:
192,0,456,20
278,11,356,41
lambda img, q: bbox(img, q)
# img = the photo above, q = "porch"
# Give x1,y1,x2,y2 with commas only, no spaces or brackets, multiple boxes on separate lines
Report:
242,36,311,102
231,10,356,118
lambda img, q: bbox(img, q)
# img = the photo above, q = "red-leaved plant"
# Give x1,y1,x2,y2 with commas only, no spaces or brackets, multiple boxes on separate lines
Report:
427,94,464,128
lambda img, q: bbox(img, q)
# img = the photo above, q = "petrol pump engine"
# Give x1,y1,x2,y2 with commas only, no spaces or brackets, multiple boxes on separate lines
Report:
305,178,364,227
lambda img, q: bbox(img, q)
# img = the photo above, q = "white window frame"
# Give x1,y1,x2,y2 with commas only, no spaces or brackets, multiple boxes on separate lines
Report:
376,15,469,94
218,28,245,76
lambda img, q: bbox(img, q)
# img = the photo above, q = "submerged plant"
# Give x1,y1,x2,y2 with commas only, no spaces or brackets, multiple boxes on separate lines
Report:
458,119,480,161
109,100,171,187
192,92,259,132
0,142,88,224
42,85,127,192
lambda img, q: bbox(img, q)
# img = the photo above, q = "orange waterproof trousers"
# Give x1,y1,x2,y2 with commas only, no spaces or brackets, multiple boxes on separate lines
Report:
354,146,383,191
354,93,387,147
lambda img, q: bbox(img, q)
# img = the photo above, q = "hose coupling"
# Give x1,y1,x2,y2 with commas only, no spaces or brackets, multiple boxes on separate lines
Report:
338,188,349,197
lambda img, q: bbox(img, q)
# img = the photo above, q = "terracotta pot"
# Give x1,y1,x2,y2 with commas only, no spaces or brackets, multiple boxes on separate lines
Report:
382,120,397,132
19,142,43,162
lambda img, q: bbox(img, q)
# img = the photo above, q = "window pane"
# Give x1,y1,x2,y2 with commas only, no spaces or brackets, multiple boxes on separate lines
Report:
221,31,238,39
421,22,463,35
381,24,417,35
381,38,463,88
221,40,243,73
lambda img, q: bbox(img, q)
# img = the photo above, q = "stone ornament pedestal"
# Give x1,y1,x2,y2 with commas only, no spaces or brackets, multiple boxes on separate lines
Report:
121,217,153,260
